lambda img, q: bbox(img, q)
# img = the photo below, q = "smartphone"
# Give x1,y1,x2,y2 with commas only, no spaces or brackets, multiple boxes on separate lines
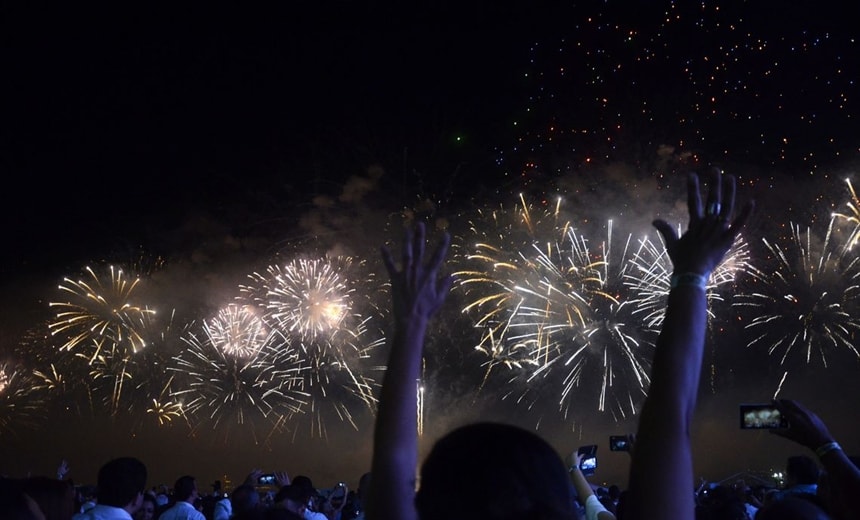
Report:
580,455,597,476
257,474,276,485
609,435,630,451
739,403,788,429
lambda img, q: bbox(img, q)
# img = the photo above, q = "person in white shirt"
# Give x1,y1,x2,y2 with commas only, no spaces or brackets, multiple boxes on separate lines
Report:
74,457,148,520
157,476,205,520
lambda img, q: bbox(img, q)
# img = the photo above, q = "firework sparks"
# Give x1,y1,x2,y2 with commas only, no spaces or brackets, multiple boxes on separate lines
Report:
832,178,860,249
204,304,269,358
0,362,46,436
47,265,156,360
239,255,387,439
626,227,752,329
243,258,355,342
169,324,307,443
734,217,860,369
453,196,659,421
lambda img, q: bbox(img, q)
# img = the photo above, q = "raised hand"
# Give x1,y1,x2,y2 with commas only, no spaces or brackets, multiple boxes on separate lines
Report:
770,399,835,450
652,169,754,276
380,222,454,325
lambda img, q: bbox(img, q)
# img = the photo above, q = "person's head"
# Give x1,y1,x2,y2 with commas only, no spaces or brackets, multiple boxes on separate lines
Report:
231,484,261,515
173,475,199,503
786,455,820,486
96,457,148,510
415,422,576,520
0,478,47,520
607,484,621,500
289,475,317,510
15,476,76,520
135,493,158,520
274,485,312,516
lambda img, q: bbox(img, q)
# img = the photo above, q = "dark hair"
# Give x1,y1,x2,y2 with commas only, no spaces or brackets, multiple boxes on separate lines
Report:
231,484,261,514
173,476,197,502
786,455,820,485
97,457,148,508
0,478,47,520
16,476,76,520
415,422,576,520
291,475,314,490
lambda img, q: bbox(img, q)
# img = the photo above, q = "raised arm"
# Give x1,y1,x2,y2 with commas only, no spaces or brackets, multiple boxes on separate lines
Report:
367,222,454,520
569,451,617,520
626,170,754,519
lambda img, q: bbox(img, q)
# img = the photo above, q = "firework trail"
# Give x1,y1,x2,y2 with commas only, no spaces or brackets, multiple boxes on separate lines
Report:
239,255,387,439
734,217,860,371
146,374,189,427
832,177,860,249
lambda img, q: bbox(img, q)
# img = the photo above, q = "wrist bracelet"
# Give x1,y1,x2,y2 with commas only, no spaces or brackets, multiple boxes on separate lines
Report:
814,441,842,458
670,272,708,291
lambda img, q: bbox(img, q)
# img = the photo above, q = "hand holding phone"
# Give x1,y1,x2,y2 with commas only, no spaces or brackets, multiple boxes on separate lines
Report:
576,444,598,476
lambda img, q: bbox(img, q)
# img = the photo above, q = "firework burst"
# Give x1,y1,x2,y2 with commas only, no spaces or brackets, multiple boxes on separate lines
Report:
0,362,47,436
453,196,659,422
168,314,307,443
734,217,860,371
238,255,387,439
47,265,156,360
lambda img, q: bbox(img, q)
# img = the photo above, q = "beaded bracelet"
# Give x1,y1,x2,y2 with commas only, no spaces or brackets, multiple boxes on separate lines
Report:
814,441,842,458
670,272,708,290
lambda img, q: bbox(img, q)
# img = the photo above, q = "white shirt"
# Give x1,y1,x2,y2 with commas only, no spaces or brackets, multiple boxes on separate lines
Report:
212,497,232,520
72,504,133,520
158,501,206,520
305,509,328,520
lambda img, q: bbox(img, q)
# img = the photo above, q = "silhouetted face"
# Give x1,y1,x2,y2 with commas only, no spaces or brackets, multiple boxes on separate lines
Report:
135,499,156,520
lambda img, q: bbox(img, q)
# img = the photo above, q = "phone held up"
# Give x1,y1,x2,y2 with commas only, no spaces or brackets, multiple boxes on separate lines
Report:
577,444,598,476
609,435,630,452
739,403,789,429
257,474,277,486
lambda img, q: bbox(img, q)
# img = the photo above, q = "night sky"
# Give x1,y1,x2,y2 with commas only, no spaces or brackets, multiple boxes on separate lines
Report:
2,2,860,492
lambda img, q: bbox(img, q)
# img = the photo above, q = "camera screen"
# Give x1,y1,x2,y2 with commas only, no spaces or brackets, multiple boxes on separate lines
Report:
609,436,629,451
581,457,597,470
258,474,276,485
739,404,787,429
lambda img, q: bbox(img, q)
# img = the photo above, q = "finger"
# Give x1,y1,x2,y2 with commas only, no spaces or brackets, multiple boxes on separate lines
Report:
727,200,755,237
688,173,703,221
721,174,736,220
413,222,426,265
436,273,455,299
402,226,414,266
705,168,723,217
652,219,678,247
381,245,397,277
428,232,451,273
